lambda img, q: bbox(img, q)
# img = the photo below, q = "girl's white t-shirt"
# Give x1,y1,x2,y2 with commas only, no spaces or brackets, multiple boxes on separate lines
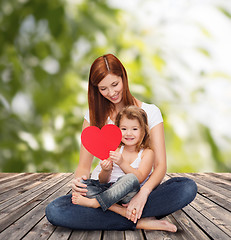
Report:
84,102,163,130
84,102,163,182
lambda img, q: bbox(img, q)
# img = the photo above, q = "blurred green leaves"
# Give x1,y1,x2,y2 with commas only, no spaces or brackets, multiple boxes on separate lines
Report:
0,0,231,173
0,0,123,172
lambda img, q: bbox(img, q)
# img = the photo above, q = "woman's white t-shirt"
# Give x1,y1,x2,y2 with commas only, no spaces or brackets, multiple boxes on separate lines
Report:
84,102,163,182
84,102,163,130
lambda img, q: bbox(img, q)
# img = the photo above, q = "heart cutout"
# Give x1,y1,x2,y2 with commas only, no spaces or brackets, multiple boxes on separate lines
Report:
81,124,122,160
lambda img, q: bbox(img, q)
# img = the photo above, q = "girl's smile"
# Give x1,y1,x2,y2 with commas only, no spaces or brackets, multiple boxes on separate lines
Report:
119,117,142,148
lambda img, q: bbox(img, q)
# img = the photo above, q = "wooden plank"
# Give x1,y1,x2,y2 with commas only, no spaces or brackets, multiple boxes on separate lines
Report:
0,174,73,240
207,173,231,182
168,173,231,212
0,173,40,194
144,215,188,240
0,173,26,182
103,230,125,240
183,204,230,240
0,173,17,179
171,210,211,240
166,173,231,239
48,226,72,240
190,192,231,237
22,216,56,240
0,172,230,240
0,173,70,219
202,173,231,188
0,173,55,204
69,230,102,240
0,173,73,233
189,173,231,191
124,230,144,240
179,173,231,198
0,173,59,211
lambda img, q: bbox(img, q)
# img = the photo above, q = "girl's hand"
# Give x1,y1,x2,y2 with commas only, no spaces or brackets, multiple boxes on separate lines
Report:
124,188,150,223
100,159,113,171
109,151,123,166
71,175,88,196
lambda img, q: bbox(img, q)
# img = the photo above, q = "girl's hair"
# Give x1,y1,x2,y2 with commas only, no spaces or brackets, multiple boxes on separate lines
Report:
88,54,136,128
115,105,151,151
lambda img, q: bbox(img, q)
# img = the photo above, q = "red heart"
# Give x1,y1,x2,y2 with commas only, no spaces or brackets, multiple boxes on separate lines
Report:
81,124,122,160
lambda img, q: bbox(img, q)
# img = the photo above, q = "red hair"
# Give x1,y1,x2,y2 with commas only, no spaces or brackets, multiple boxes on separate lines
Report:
88,54,136,128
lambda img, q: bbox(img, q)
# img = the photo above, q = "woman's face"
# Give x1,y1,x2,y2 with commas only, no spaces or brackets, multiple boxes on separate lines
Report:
98,74,123,104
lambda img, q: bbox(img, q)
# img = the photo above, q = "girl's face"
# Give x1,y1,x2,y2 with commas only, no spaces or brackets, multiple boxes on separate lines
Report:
98,74,123,104
119,116,142,147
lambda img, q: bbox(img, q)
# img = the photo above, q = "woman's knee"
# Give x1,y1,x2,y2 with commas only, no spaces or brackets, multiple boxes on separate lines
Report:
45,195,72,226
181,177,197,203
45,202,58,225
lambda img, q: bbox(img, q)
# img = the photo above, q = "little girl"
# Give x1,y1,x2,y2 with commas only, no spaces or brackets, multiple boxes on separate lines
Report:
72,106,154,214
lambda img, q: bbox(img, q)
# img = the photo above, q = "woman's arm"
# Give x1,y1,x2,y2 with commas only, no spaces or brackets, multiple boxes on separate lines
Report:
72,119,94,194
126,123,167,221
141,122,167,193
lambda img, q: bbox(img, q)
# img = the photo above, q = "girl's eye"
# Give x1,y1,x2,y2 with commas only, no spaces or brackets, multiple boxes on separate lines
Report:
121,128,126,131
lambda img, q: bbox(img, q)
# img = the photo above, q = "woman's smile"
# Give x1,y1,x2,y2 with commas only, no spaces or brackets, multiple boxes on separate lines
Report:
110,93,120,101
98,74,123,104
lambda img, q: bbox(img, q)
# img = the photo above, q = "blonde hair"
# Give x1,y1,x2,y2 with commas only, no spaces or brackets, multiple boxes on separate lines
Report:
115,106,150,151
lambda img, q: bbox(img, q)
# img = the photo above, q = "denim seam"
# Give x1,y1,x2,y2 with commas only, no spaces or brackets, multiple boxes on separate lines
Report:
95,195,108,212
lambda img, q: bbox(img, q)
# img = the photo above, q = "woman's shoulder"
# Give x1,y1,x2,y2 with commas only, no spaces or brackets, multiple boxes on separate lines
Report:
141,102,161,113
141,102,163,129
84,109,90,123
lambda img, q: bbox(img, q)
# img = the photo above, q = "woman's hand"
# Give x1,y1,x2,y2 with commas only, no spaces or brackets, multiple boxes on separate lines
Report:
100,159,113,171
109,151,123,166
124,188,150,223
71,175,88,196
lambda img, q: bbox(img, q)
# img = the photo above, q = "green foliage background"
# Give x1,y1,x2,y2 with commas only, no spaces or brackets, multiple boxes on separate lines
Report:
0,0,231,173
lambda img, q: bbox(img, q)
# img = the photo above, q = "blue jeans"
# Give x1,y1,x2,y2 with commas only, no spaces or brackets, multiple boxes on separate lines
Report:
45,177,197,230
82,173,140,211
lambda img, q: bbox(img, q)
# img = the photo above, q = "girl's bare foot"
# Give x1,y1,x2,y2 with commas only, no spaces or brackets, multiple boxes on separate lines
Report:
136,217,177,232
72,193,100,208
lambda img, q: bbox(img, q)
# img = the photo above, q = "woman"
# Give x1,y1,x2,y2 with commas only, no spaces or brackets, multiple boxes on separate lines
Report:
46,54,197,231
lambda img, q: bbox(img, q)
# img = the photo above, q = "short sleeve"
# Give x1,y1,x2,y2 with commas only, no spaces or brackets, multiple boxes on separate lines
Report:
142,103,163,130
84,110,90,123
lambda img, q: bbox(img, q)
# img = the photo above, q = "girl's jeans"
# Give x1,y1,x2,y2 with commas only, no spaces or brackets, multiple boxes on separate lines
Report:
46,177,197,230
82,173,140,211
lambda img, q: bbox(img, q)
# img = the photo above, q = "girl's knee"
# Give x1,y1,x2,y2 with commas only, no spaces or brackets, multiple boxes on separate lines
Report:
126,173,140,191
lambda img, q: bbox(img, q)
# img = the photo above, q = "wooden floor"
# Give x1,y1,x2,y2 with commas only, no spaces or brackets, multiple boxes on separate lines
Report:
0,173,230,240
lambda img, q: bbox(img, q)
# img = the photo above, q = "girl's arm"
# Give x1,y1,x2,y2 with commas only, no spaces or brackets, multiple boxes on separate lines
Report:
98,160,113,183
110,150,154,183
126,123,167,222
71,119,94,194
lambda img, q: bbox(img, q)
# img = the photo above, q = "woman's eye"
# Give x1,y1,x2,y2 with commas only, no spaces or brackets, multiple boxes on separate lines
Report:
112,83,118,87
100,88,106,91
